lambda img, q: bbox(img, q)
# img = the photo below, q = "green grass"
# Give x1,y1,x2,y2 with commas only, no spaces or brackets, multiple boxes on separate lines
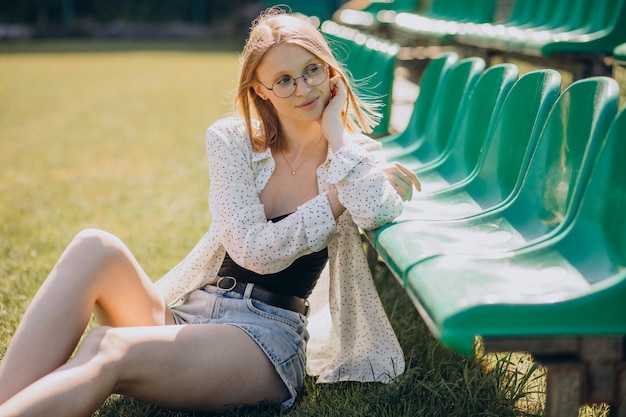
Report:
0,41,611,417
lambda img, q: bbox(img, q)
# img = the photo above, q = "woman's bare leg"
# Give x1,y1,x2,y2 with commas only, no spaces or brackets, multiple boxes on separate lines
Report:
0,323,290,417
0,228,174,404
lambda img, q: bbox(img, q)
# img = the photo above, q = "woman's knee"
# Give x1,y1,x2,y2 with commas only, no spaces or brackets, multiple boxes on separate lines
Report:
70,229,127,258
63,229,135,275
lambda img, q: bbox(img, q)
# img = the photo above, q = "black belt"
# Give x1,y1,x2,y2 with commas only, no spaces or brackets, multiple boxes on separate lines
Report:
212,276,309,316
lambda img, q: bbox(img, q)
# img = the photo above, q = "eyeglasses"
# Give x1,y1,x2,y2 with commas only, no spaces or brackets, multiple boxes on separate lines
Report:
260,63,329,98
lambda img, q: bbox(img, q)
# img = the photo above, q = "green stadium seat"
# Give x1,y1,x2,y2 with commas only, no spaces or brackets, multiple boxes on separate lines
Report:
321,21,400,135
381,57,485,161
404,105,626,360
503,0,591,51
391,0,498,43
457,0,626,57
614,41,626,64
393,63,519,193
458,0,551,50
378,52,458,155
334,0,419,28
401,69,562,219
369,76,619,285
265,0,341,23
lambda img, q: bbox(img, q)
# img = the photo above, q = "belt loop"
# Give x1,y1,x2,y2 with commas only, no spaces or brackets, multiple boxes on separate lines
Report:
243,282,254,299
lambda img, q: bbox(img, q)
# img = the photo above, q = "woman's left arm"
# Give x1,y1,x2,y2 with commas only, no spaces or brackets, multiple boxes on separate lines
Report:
321,77,420,230
326,135,417,230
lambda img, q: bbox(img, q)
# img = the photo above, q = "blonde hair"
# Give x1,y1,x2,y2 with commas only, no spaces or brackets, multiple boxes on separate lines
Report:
235,7,381,152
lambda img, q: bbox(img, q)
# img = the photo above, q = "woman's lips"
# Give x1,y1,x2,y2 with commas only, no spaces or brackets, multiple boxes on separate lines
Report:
297,97,319,109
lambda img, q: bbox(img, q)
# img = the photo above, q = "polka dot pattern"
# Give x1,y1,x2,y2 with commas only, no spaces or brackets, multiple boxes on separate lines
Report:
155,117,406,383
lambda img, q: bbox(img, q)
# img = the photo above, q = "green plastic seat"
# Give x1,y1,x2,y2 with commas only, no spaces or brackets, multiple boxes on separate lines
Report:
322,22,366,73
393,63,519,192
335,0,419,28
401,69,562,219
381,57,485,162
614,42,626,64
540,0,626,56
405,105,626,357
266,0,340,22
458,0,626,56
362,37,401,136
458,0,546,48
369,77,619,285
378,52,458,155
321,22,399,135
505,0,541,27
503,0,591,51
391,0,497,42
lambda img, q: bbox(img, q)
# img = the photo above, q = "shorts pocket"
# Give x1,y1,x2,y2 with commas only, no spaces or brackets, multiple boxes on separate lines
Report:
246,298,304,332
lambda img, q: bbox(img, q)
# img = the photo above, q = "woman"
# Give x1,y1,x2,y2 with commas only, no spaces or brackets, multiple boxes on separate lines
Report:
0,8,420,416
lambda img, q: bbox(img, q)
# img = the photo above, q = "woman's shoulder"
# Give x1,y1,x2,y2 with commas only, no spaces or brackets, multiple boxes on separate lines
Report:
205,117,253,151
206,117,248,139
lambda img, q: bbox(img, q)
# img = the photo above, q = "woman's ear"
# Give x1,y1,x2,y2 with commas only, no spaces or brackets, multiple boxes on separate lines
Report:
252,84,269,100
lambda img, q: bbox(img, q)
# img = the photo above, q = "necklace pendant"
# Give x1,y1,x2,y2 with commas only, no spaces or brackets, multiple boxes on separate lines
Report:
291,171,296,176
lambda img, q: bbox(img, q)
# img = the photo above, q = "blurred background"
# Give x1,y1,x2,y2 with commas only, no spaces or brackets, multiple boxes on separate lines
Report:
0,1,344,42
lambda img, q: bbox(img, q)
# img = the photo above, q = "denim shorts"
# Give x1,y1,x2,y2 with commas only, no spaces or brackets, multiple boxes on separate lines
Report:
170,284,308,408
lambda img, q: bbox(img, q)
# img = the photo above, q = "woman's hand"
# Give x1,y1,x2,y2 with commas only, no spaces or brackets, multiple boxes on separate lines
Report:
382,162,421,201
320,76,349,151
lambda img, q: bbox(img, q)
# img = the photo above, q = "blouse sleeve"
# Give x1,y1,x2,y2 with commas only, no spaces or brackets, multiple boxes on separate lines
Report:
327,134,404,230
205,119,337,275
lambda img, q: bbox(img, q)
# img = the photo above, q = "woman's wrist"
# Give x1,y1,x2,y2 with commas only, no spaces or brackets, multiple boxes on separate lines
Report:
326,188,345,219
325,127,353,153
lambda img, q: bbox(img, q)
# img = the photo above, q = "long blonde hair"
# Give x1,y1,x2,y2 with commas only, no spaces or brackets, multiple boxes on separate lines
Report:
235,7,381,152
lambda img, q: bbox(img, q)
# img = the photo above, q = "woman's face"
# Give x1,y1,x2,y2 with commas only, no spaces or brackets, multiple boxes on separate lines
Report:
254,44,330,126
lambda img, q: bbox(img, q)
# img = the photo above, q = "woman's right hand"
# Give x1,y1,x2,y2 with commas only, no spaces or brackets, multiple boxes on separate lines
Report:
320,76,349,152
382,162,422,201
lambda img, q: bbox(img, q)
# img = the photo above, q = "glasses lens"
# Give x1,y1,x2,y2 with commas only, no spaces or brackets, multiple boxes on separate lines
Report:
304,64,328,86
272,77,295,98
271,64,328,98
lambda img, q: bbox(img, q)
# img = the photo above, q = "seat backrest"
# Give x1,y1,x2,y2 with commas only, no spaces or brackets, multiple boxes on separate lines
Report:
614,42,626,62
464,69,562,208
590,0,621,32
432,63,519,184
390,52,459,148
560,0,592,31
465,0,498,23
505,0,541,26
268,0,339,21
362,38,400,135
541,0,577,30
503,77,619,240
364,0,419,13
412,57,485,164
322,22,399,135
322,22,355,63
543,0,626,54
525,0,560,28
428,0,453,19
556,107,626,279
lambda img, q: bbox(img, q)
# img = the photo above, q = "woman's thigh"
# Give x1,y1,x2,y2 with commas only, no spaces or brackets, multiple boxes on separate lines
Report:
105,323,290,411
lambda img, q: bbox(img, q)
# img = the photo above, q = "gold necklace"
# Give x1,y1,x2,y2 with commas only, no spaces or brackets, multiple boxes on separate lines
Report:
280,148,303,176
279,136,324,176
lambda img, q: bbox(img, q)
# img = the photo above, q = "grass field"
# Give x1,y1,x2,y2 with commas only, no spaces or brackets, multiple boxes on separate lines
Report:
0,40,611,416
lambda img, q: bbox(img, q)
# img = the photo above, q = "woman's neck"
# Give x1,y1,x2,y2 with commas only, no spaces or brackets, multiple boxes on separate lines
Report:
278,124,324,155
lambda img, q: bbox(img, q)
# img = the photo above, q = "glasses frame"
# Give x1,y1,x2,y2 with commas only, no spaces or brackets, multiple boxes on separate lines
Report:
259,63,330,98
